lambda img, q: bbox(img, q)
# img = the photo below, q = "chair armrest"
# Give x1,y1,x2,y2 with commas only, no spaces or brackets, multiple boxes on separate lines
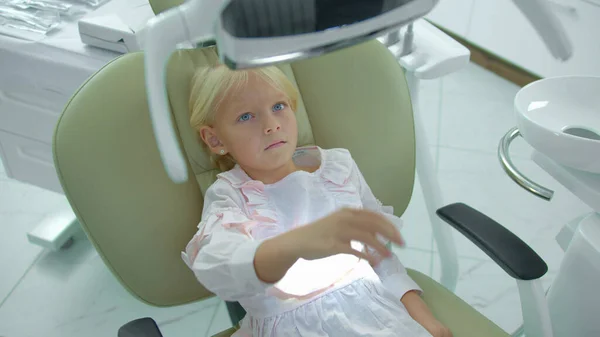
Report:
118,317,164,337
436,202,548,280
436,202,553,336
225,301,246,326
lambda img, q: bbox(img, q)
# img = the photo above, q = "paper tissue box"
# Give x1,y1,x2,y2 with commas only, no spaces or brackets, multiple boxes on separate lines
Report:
78,0,155,53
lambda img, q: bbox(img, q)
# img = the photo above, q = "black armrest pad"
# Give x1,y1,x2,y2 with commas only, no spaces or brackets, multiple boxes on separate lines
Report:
118,317,164,337
436,203,548,280
226,301,246,326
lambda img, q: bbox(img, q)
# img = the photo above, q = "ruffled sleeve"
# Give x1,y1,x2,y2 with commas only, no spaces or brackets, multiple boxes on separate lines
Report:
348,158,423,300
181,179,273,302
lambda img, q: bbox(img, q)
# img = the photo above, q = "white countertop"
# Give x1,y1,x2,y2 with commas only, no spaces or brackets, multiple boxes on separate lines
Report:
0,0,151,73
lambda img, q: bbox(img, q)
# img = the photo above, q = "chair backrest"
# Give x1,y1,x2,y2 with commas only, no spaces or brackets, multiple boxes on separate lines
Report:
52,7,415,307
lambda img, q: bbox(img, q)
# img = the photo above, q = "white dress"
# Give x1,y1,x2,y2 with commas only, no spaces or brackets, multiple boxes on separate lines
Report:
181,146,432,337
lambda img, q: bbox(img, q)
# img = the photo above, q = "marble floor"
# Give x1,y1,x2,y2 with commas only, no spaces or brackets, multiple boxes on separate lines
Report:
0,62,592,337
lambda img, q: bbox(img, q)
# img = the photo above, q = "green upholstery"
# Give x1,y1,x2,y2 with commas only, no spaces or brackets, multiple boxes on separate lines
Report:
53,52,206,306
52,2,510,335
409,269,508,337
147,0,184,16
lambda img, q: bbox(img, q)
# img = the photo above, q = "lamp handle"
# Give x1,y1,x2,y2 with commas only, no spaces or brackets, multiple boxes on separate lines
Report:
511,0,573,61
144,0,225,183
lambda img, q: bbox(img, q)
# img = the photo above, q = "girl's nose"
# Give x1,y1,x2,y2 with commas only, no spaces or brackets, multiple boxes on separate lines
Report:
265,124,281,134
264,116,281,134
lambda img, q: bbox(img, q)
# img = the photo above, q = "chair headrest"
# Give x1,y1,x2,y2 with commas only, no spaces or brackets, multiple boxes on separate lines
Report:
148,0,184,15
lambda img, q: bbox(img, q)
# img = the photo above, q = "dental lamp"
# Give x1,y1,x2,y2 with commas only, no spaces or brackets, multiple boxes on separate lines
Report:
143,0,573,184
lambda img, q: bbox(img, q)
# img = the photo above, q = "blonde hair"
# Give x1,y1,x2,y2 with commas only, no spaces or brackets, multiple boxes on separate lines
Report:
189,64,299,172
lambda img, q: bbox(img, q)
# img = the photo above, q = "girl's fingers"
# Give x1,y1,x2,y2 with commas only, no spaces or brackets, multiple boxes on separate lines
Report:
343,228,390,259
348,210,404,246
338,244,380,266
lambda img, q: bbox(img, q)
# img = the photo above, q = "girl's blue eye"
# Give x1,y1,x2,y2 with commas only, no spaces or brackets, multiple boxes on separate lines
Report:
238,113,252,122
273,103,285,112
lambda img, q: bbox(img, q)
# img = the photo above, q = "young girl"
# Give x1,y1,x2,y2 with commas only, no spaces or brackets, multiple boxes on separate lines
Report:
181,64,452,337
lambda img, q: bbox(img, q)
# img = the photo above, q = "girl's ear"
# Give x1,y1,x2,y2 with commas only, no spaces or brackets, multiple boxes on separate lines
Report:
199,126,227,155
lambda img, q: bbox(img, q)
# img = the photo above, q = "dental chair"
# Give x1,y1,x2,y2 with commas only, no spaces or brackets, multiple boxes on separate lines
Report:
52,1,550,336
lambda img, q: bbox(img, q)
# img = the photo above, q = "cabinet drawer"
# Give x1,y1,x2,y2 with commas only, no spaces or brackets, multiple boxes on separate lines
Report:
0,47,100,97
0,130,63,194
0,48,101,142
0,89,63,144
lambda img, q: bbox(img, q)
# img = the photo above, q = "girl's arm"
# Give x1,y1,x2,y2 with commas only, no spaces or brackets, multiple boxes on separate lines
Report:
401,290,453,337
253,231,300,283
255,207,404,284
182,181,278,302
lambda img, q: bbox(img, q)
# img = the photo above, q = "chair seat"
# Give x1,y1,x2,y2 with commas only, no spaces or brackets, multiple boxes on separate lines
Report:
408,269,509,337
211,269,510,337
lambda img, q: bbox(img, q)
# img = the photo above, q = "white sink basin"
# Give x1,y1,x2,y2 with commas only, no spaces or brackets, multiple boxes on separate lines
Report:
515,76,600,174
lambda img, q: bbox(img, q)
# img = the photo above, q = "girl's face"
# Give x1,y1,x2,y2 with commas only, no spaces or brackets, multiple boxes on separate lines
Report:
200,72,298,174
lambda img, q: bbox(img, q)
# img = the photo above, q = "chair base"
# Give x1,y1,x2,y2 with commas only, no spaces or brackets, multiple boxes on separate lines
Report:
118,317,163,337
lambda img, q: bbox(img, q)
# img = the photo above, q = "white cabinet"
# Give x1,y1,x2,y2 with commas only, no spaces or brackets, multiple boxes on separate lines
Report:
0,29,117,192
0,90,65,144
426,0,600,78
0,67,79,193
0,12,119,251
0,131,64,194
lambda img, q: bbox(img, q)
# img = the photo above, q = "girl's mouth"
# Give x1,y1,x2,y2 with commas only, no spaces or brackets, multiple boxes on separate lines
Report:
265,141,286,150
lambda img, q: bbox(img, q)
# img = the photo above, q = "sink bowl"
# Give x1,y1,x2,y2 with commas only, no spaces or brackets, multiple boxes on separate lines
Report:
515,75,600,174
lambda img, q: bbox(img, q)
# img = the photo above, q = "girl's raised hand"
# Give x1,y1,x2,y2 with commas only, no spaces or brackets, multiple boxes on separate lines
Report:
287,208,405,266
